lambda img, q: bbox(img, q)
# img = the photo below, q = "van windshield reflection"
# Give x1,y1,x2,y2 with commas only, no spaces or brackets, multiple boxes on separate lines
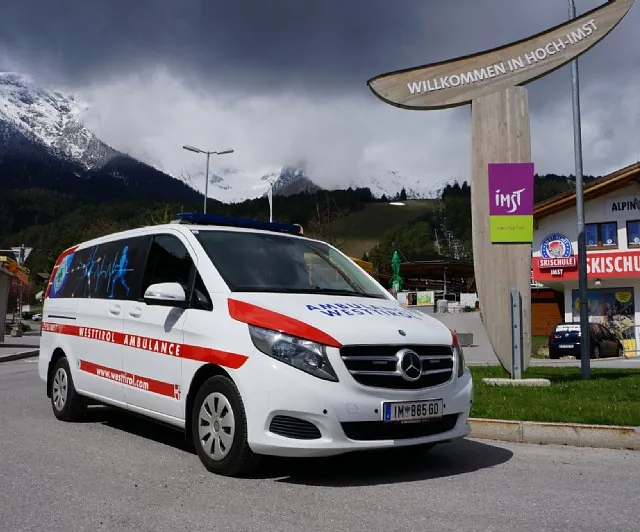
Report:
194,230,387,299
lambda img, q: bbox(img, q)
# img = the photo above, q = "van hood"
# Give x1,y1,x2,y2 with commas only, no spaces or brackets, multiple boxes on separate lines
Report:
227,292,454,347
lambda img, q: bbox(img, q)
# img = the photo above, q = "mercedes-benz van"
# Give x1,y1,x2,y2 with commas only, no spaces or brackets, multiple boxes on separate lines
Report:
39,212,473,476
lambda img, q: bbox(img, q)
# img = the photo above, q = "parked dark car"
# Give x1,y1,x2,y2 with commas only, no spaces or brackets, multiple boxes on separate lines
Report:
548,322,624,359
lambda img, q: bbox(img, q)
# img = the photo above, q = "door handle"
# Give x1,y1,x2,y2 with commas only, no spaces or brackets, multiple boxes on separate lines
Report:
109,304,121,316
129,308,143,318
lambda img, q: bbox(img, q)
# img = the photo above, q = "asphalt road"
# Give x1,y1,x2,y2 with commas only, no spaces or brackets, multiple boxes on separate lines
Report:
1,359,638,532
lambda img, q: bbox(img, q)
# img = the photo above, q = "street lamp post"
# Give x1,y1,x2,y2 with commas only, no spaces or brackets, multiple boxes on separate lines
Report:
182,145,235,214
267,182,274,223
567,0,590,380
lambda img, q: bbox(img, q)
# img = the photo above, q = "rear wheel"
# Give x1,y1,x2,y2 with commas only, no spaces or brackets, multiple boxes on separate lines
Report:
191,375,261,477
617,344,624,358
592,345,600,359
50,357,86,421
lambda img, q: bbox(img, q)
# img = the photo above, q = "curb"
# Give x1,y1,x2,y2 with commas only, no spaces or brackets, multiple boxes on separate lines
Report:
469,418,640,451
0,349,39,363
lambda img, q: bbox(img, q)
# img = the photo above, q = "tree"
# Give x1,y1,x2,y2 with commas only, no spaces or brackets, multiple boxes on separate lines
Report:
399,188,408,201
77,218,124,243
369,221,435,271
307,194,350,249
150,204,175,225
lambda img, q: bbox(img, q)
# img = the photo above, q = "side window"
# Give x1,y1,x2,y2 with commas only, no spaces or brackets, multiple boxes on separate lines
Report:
51,247,90,299
627,220,640,247
141,234,193,295
82,236,150,301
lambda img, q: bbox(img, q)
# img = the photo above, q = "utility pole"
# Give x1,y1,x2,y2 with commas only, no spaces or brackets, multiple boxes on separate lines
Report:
568,0,590,379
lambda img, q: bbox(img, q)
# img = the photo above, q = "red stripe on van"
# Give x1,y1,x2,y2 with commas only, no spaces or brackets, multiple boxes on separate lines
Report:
41,322,248,369
227,299,342,348
79,359,181,399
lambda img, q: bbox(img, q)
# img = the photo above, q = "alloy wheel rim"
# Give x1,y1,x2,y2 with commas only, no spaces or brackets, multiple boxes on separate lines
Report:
52,367,68,411
198,392,236,461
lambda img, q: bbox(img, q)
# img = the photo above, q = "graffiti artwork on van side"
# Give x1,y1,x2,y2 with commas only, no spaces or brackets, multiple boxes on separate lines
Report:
79,244,135,299
48,242,138,300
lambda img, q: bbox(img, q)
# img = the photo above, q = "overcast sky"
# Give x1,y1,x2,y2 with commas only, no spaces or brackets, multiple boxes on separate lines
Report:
1,0,638,190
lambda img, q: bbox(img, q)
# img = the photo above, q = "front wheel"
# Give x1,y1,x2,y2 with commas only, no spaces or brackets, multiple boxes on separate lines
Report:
592,345,600,359
191,375,261,477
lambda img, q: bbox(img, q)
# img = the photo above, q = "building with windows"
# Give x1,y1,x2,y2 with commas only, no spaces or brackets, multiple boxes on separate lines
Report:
532,162,640,355
0,262,16,342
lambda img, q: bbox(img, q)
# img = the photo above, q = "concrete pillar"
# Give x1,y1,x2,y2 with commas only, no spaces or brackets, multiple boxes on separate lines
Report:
471,86,532,373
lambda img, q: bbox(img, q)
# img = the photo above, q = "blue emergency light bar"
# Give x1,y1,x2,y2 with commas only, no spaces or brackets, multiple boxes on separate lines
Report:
173,212,303,236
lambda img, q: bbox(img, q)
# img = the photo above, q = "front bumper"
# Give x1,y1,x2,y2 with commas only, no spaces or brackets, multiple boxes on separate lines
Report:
240,353,473,458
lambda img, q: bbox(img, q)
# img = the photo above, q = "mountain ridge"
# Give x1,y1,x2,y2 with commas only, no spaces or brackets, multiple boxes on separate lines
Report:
0,71,449,204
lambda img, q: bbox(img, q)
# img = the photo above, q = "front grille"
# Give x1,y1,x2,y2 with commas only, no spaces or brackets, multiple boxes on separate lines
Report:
339,344,454,389
269,415,322,440
341,414,459,441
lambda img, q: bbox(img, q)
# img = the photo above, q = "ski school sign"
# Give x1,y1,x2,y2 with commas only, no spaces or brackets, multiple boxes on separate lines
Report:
533,250,640,280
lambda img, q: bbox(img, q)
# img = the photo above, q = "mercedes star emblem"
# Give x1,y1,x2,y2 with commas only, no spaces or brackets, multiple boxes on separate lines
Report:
396,348,422,382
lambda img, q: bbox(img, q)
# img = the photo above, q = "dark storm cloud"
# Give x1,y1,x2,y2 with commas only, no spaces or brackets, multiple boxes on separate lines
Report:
1,0,637,105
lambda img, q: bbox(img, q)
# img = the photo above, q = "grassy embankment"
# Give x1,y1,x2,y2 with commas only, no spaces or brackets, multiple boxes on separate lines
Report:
470,366,640,426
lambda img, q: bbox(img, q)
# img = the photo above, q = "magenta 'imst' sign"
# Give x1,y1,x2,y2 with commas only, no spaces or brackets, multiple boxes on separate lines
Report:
488,162,534,243
488,163,534,216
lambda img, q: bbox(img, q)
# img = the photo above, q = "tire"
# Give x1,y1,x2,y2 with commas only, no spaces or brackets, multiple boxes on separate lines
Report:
592,345,600,359
191,375,261,477
617,344,624,358
50,357,86,421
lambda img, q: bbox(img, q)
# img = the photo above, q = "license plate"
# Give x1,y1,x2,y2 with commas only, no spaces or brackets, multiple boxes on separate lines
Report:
383,399,443,422
559,344,574,348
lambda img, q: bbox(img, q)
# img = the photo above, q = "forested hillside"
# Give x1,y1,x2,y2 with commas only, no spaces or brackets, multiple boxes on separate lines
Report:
1,172,586,292
367,173,591,271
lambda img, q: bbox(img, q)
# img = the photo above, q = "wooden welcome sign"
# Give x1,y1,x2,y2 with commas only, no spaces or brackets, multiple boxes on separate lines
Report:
368,0,634,110
367,0,634,373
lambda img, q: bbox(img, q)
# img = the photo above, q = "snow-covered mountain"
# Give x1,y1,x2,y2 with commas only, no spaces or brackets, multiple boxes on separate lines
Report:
176,164,445,204
1,72,449,204
176,165,323,204
0,72,119,168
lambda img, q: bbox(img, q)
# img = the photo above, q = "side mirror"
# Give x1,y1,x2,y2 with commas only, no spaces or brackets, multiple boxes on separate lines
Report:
143,282,187,308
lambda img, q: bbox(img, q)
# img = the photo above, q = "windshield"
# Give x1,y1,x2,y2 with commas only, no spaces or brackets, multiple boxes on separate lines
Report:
194,229,388,299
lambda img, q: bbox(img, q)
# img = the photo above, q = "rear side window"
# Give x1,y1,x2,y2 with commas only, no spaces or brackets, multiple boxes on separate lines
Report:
50,235,150,301
48,248,90,299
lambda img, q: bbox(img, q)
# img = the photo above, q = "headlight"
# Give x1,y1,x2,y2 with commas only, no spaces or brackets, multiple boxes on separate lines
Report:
248,325,339,382
451,330,466,378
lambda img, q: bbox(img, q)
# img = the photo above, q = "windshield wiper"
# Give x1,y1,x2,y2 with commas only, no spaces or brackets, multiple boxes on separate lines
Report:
233,287,384,298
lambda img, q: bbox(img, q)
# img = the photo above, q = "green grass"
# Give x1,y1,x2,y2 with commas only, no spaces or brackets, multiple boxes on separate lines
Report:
331,199,436,257
470,366,640,426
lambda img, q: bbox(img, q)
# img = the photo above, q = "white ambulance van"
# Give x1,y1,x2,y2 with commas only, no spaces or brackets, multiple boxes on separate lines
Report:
39,213,473,476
